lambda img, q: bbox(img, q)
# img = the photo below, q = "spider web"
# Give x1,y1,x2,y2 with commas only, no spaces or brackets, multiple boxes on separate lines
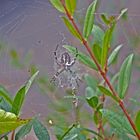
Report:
0,0,140,139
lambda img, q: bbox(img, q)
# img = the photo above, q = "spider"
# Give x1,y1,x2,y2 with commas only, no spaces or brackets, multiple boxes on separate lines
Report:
50,44,78,84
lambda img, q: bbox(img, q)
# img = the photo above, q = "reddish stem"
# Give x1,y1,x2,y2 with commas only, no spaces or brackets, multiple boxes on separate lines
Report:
60,1,140,139
11,130,15,140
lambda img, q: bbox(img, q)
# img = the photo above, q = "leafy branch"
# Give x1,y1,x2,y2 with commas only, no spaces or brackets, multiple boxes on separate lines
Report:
50,0,140,139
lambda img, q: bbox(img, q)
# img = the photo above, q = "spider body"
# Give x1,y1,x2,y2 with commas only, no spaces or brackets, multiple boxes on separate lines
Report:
51,45,79,85
61,52,71,68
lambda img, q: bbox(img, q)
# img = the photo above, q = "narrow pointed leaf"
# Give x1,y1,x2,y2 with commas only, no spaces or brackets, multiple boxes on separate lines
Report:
118,54,134,99
0,85,13,106
83,0,97,39
108,44,123,66
92,43,102,64
25,71,39,94
15,120,33,140
33,118,50,140
100,109,135,136
65,0,76,15
0,109,29,134
135,110,140,133
12,71,39,115
11,86,26,115
62,17,82,41
63,45,97,70
91,25,104,46
84,74,98,90
110,72,119,86
49,0,65,13
101,14,110,25
117,8,128,20
101,23,115,69
79,127,102,138
98,85,118,102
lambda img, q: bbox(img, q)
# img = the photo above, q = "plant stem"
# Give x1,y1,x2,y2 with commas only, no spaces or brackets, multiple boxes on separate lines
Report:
11,130,15,140
60,1,140,139
60,124,75,140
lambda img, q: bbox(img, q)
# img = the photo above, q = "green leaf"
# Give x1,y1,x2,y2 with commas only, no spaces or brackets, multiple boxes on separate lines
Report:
84,74,98,90
12,71,39,115
0,85,13,106
94,110,102,125
117,8,128,20
85,87,98,108
100,109,135,136
11,86,26,115
0,109,29,134
110,72,119,90
62,17,82,41
25,71,39,94
79,127,102,138
60,124,75,140
101,23,115,69
83,0,97,39
101,14,110,25
0,98,11,112
98,85,118,102
49,0,65,13
117,54,134,99
33,118,50,140
92,43,102,64
129,98,140,106
65,0,76,15
62,125,86,140
15,120,33,140
91,25,104,46
108,44,123,66
135,110,140,133
63,45,97,70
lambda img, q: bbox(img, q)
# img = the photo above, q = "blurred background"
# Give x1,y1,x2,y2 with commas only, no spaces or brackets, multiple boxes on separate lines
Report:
0,0,140,139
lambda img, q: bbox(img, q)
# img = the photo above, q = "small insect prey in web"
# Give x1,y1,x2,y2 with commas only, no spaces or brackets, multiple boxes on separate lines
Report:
50,45,82,89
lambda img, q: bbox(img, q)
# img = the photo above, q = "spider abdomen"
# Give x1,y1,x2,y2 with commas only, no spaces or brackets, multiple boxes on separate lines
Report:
61,52,71,64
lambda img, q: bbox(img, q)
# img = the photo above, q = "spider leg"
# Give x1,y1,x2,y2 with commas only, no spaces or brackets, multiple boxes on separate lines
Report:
54,44,61,66
67,48,78,66
50,68,64,83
